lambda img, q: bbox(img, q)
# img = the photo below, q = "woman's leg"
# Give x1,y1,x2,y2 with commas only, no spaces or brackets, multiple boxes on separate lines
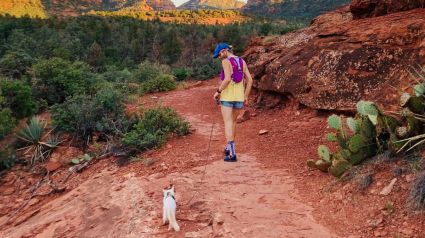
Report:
221,105,235,141
232,108,242,139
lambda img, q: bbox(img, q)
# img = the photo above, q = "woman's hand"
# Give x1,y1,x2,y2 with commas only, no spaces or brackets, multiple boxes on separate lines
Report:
244,96,249,105
214,92,220,101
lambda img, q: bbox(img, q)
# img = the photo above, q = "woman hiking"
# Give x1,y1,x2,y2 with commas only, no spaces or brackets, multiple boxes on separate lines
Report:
212,43,253,162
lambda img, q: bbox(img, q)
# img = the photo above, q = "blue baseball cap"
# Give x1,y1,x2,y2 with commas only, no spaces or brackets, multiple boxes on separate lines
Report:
213,43,230,58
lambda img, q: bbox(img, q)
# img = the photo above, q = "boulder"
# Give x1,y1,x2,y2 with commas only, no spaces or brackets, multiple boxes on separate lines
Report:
350,0,425,19
244,5,425,111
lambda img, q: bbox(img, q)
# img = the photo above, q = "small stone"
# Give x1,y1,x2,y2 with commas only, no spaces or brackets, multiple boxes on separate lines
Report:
28,198,40,206
374,230,380,237
166,144,173,149
193,81,204,87
401,184,407,190
377,181,383,186
259,130,268,135
151,96,158,99
250,113,257,117
185,232,202,237
406,174,413,182
380,178,397,196
380,231,387,236
2,187,15,196
45,162,61,172
402,228,413,235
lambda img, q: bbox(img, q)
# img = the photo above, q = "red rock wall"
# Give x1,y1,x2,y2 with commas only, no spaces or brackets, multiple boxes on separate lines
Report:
350,0,425,19
244,7,425,111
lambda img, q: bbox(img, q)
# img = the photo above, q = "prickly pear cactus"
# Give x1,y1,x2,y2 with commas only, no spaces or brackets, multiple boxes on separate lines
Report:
328,158,351,177
348,134,367,153
361,116,375,138
328,114,340,130
357,101,378,116
407,96,425,114
316,160,332,172
318,145,330,162
325,133,337,142
349,152,365,165
346,117,358,133
306,159,331,172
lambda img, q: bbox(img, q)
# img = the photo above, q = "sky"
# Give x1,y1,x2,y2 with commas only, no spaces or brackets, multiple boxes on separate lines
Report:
171,0,248,7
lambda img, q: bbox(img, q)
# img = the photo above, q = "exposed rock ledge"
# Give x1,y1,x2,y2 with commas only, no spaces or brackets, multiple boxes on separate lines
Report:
244,6,425,111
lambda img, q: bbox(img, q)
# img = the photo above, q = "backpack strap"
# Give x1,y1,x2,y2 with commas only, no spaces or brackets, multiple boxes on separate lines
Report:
228,57,242,72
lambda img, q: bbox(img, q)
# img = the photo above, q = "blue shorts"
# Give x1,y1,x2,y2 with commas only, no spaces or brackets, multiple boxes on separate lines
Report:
221,101,244,109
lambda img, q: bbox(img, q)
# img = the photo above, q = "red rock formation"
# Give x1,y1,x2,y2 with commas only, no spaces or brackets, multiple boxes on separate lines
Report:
244,3,425,111
350,0,425,19
146,0,176,11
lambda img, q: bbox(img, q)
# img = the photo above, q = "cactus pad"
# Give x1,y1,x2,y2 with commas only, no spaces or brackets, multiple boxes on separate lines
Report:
357,101,378,116
316,160,332,172
349,152,365,165
408,117,419,134
368,115,378,126
325,133,337,142
318,145,330,162
328,114,340,130
328,159,351,177
337,130,347,149
361,116,375,138
346,117,359,133
407,96,425,114
307,159,317,168
400,93,411,107
348,134,367,153
413,84,425,97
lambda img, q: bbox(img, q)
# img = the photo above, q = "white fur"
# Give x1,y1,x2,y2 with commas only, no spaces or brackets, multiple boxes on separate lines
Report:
162,187,180,231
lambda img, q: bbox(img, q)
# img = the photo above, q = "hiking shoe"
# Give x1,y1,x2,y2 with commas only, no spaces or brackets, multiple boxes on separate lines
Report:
224,155,237,162
224,149,230,156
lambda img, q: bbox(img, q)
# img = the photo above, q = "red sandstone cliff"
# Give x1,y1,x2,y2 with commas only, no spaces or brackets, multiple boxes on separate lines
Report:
244,0,425,111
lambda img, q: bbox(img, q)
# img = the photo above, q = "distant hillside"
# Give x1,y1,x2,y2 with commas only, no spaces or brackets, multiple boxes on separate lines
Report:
0,0,176,17
241,0,352,18
178,0,245,10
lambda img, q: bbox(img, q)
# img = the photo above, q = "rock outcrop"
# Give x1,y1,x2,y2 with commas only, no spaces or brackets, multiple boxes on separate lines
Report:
178,0,245,10
244,1,425,111
241,0,352,18
350,0,425,19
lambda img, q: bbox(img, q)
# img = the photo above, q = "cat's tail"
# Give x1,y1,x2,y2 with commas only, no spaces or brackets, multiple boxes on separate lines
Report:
167,208,180,231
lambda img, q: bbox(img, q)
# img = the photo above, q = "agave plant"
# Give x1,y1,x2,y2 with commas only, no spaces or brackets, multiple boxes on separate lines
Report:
17,117,64,165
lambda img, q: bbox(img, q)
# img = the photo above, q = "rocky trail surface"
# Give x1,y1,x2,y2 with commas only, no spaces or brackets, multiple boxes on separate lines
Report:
3,78,423,238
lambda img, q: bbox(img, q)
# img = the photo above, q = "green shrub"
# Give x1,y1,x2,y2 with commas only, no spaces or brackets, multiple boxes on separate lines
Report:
102,66,131,83
0,50,34,79
50,86,136,137
131,61,164,83
0,147,15,172
31,57,92,105
121,105,190,149
138,74,177,95
0,108,16,140
192,56,221,80
1,80,37,119
173,68,188,81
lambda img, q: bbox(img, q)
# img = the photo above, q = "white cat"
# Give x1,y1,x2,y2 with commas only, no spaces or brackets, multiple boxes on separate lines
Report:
162,186,180,231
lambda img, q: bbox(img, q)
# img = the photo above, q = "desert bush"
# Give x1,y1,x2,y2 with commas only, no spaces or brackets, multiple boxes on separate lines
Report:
31,57,92,105
102,66,131,83
138,74,176,95
0,108,16,140
0,146,15,171
0,50,34,79
192,56,221,80
50,86,136,138
408,172,425,211
121,105,190,149
1,80,36,119
173,68,188,81
131,61,164,83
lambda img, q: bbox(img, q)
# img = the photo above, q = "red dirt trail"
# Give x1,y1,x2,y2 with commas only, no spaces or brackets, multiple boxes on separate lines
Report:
1,78,354,237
